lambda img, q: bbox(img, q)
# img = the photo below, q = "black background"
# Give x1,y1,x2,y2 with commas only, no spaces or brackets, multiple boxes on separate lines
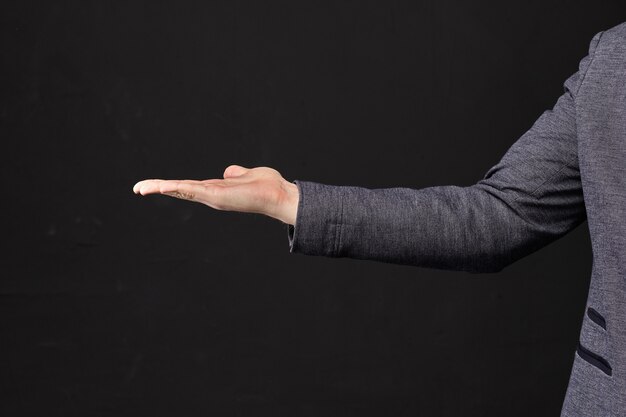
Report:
1,1,623,416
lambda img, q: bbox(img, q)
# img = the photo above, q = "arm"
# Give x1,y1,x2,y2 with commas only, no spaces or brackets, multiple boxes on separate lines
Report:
287,30,605,273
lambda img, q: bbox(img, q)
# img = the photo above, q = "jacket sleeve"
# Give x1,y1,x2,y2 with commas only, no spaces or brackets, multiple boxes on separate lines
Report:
286,30,604,273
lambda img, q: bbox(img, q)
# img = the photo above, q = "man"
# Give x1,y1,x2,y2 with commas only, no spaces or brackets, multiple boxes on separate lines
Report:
133,21,626,416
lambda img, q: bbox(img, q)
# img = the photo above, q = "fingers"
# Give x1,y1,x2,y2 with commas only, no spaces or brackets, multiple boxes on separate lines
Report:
133,164,250,195
158,180,201,199
223,164,249,178
133,179,203,197
133,179,164,194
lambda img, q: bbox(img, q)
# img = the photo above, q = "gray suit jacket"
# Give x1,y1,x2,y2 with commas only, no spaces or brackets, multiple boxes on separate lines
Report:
286,21,626,416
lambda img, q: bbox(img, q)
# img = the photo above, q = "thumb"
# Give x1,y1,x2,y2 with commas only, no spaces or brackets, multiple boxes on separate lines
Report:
223,164,250,178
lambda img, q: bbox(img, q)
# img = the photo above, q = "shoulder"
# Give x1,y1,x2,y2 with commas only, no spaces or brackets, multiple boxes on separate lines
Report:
574,22,626,103
600,20,626,38
593,21,626,53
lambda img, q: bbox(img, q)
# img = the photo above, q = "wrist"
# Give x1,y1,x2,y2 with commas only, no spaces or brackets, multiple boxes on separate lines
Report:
271,180,300,225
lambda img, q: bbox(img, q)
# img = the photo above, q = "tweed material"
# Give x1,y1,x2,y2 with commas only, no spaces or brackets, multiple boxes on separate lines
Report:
287,21,626,416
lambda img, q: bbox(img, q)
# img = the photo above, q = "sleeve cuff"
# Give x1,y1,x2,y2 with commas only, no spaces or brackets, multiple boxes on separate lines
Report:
286,180,344,257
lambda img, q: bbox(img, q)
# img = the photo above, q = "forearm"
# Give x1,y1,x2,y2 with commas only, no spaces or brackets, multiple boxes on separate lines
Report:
286,179,585,273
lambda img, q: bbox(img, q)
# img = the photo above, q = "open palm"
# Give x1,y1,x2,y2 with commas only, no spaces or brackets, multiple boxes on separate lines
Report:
132,165,300,225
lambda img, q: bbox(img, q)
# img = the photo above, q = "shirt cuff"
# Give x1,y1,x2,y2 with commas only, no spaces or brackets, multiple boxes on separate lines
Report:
286,180,344,257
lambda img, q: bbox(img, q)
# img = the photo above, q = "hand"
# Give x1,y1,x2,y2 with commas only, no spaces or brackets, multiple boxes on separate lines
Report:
132,165,300,225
